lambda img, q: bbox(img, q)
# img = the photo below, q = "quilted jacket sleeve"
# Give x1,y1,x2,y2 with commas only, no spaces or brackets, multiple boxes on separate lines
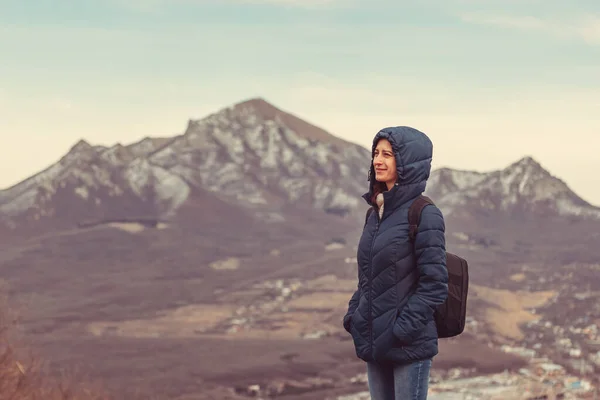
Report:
343,278,361,333
393,204,448,343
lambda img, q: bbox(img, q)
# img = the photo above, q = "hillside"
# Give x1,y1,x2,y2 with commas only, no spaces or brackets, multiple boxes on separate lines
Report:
1,97,599,398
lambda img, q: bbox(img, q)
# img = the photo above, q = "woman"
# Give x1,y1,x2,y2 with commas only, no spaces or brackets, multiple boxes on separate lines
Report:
342,126,448,400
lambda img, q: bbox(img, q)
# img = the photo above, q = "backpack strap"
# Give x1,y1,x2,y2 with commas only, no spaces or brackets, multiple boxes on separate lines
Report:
408,195,435,242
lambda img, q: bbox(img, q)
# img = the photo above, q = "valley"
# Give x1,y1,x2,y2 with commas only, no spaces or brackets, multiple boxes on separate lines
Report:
1,98,599,399
4,220,598,399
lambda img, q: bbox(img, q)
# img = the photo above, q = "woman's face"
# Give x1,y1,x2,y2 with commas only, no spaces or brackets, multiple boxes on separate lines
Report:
373,139,397,189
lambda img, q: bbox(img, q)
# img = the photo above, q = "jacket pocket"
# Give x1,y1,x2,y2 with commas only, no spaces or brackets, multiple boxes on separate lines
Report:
343,314,352,333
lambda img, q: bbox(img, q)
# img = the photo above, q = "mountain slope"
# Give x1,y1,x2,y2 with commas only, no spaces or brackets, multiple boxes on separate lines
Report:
0,98,371,237
146,97,368,211
1,98,599,241
427,156,600,219
230,97,355,146
1,98,600,398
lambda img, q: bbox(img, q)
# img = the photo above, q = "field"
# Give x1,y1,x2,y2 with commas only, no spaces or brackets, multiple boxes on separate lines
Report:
2,209,591,399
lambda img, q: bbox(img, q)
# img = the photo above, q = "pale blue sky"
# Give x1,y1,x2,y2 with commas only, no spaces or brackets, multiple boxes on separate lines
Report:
1,0,599,204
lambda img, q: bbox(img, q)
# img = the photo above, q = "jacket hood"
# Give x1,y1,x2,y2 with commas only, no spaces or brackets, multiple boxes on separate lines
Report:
362,126,433,207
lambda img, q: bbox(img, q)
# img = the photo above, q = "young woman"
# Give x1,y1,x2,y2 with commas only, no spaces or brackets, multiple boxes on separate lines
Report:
342,126,449,400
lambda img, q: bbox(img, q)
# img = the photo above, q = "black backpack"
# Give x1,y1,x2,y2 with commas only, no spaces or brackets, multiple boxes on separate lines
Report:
364,195,469,338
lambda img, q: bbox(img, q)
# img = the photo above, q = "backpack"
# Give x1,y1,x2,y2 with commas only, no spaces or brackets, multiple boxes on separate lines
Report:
364,195,469,338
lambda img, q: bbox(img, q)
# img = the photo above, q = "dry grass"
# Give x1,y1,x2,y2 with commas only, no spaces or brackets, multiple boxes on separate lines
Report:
209,257,241,270
223,311,337,340
0,350,112,400
86,304,235,338
471,284,556,340
302,275,356,291
0,294,153,400
286,292,351,310
436,334,528,372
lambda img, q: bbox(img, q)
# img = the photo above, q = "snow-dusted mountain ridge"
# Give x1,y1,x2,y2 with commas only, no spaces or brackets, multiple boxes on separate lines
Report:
1,97,598,229
0,98,369,226
426,156,600,218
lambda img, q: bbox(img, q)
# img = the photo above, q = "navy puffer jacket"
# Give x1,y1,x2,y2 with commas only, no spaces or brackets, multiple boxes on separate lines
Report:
343,126,448,364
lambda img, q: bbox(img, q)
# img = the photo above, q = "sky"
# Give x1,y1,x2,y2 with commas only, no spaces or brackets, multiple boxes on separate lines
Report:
1,0,599,205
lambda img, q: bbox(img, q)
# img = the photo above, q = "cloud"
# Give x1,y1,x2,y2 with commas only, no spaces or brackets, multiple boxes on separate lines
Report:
459,12,600,45
112,0,345,12
232,0,342,7
577,15,600,44
460,13,546,30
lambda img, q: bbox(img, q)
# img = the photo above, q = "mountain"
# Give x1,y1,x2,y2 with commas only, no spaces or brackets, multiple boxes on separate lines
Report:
0,98,370,239
1,97,598,242
427,156,600,220
147,98,367,212
2,97,600,398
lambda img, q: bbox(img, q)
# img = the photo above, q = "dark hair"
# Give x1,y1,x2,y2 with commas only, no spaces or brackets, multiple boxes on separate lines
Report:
370,181,387,206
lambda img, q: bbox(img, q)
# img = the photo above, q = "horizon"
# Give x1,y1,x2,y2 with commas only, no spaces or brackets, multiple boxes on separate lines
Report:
1,0,599,204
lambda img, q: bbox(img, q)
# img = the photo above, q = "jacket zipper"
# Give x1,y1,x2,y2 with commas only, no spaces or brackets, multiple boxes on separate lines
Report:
368,209,380,357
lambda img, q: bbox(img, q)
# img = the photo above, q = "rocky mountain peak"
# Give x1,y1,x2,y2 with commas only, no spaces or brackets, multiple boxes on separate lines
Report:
149,98,370,212
512,155,540,168
60,139,96,162
1,98,598,232
494,157,567,200
429,156,600,219
223,98,353,147
99,143,135,165
0,98,373,230
126,137,171,158
426,167,486,201
69,139,93,153
231,97,277,116
503,156,547,178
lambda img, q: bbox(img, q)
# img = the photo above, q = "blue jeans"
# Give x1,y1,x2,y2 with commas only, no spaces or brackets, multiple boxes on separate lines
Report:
367,358,432,400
